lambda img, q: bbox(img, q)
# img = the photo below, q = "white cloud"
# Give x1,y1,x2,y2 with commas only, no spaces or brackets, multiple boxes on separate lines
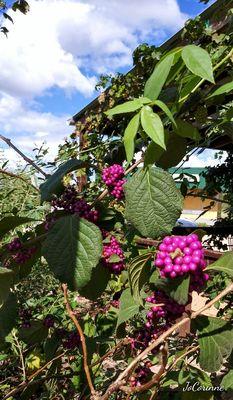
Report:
0,0,188,162
181,149,228,168
0,0,187,99
0,93,72,161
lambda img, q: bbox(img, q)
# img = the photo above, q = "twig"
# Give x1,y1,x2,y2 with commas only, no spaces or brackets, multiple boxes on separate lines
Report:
187,193,229,204
2,340,129,400
0,168,39,192
0,134,48,177
2,352,66,400
120,344,168,395
99,282,233,399
62,283,96,397
12,331,27,382
165,345,199,374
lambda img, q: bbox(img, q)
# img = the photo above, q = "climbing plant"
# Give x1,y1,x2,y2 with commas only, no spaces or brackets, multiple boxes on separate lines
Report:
0,3,233,399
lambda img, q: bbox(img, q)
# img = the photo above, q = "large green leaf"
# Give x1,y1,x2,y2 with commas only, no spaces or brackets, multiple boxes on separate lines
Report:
128,253,152,304
40,159,86,203
0,293,17,341
125,167,183,238
42,215,103,291
221,370,233,390
117,288,140,327
19,321,48,345
154,100,176,126
78,263,111,300
156,133,187,169
141,106,165,149
123,113,140,163
195,316,233,372
151,275,190,305
0,267,14,308
144,140,165,167
175,118,201,141
207,80,233,98
144,53,174,100
105,98,151,117
182,45,214,83
0,216,36,238
205,252,233,277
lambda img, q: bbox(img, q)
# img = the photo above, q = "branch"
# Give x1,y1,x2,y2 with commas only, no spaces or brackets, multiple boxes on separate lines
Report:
0,134,48,177
12,331,27,382
0,168,39,192
62,283,96,397
2,352,66,400
120,344,168,395
187,193,229,205
99,282,233,399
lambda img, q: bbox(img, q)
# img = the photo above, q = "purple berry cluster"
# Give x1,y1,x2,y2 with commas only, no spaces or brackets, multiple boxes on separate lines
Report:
145,290,185,329
63,331,80,350
7,238,36,265
154,234,209,283
19,308,32,328
51,186,98,223
102,164,126,200
102,236,125,274
129,362,152,387
43,314,55,328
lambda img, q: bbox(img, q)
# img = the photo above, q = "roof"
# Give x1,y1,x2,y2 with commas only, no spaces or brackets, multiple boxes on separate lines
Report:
71,0,231,125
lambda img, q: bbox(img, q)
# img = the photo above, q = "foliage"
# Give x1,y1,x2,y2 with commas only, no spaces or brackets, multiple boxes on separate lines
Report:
0,2,233,399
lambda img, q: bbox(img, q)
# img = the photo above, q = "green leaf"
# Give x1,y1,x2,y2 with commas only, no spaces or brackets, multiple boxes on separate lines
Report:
19,321,48,345
125,167,183,239
105,98,150,117
182,45,214,83
0,293,17,341
0,268,14,308
40,159,86,203
128,253,152,304
152,275,190,305
144,53,174,100
79,263,111,300
117,288,140,327
175,118,201,141
205,252,233,277
141,106,165,149
195,316,233,372
144,141,165,167
123,113,140,163
221,370,233,390
156,133,187,169
207,81,233,98
153,100,176,126
44,331,61,362
42,215,103,291
0,216,36,238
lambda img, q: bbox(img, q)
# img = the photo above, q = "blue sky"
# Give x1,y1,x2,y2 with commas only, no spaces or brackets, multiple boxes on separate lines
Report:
0,0,218,166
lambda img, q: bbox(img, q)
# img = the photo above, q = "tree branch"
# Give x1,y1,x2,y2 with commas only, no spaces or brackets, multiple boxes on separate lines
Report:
0,134,48,177
62,283,96,397
0,168,39,192
99,282,233,399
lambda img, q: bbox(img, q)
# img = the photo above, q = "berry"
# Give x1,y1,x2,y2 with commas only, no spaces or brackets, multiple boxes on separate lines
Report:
50,186,98,223
63,331,80,350
43,314,55,328
102,164,126,200
102,235,125,274
7,238,36,265
153,235,209,287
